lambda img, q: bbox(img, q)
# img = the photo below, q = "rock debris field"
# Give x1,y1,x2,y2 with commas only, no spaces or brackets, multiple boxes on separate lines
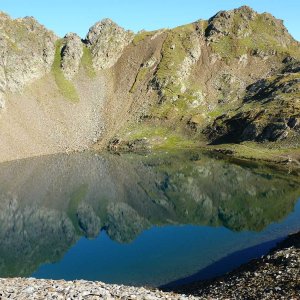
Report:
0,278,197,300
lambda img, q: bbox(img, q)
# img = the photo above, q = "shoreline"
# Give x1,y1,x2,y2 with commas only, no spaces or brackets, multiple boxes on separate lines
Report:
161,237,284,289
0,232,299,299
169,231,300,299
0,140,299,168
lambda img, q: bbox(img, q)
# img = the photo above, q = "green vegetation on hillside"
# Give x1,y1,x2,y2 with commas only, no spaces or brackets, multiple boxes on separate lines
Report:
132,30,157,45
130,67,149,93
211,13,300,60
81,45,96,78
52,40,79,102
155,24,195,99
205,71,300,146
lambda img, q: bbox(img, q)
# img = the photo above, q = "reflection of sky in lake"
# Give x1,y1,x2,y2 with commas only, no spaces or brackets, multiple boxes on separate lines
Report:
33,200,300,287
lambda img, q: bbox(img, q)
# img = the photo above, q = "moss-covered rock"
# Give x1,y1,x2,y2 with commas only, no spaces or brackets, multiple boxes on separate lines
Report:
204,63,300,144
206,6,299,60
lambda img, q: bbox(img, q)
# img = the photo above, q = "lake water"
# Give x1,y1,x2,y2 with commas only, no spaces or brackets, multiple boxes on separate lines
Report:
0,150,299,287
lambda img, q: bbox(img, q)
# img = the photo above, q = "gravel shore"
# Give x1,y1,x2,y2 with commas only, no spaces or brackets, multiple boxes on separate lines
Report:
0,278,198,300
172,232,300,299
0,232,299,300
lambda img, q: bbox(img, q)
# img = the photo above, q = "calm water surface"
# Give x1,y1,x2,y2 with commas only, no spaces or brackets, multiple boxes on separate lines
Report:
0,150,299,287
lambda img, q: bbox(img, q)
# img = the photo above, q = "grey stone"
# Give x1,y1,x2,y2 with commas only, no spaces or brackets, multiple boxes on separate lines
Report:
0,13,57,93
61,33,84,80
86,18,134,70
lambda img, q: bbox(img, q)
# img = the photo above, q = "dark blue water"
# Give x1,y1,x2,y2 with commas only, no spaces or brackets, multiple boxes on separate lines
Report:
0,150,299,287
32,201,300,286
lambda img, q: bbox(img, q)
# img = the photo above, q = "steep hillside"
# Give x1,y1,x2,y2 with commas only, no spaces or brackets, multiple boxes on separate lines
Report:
0,6,299,162
109,6,300,152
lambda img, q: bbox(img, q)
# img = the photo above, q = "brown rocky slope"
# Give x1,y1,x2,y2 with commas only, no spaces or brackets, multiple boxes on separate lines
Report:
0,6,299,162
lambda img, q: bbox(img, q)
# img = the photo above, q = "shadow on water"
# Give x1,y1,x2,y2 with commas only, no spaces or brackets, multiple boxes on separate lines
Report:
161,237,283,290
0,150,299,286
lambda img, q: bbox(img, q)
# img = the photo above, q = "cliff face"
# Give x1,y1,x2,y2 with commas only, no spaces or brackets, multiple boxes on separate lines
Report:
205,62,300,144
0,12,57,107
0,6,299,162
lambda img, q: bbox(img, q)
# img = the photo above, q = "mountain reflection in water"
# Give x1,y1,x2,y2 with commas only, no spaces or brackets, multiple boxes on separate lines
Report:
0,151,299,286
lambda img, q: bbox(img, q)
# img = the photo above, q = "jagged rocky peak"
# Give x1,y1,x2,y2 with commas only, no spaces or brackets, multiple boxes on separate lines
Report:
61,33,84,80
0,11,57,109
206,6,257,37
85,18,134,70
205,5,298,58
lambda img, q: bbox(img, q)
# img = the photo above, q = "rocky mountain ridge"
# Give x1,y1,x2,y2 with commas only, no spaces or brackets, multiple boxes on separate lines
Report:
0,6,299,162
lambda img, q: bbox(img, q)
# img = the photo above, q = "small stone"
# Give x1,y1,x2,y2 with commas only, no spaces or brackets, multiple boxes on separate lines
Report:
24,286,35,294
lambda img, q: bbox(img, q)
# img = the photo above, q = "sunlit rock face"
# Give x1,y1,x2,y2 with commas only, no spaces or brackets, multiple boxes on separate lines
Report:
85,18,134,70
0,13,57,95
61,33,83,80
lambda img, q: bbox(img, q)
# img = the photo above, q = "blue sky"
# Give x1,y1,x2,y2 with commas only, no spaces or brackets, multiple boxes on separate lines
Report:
1,0,299,40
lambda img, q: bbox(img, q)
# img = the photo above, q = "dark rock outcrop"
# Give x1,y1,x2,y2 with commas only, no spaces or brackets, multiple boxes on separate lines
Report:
205,64,300,144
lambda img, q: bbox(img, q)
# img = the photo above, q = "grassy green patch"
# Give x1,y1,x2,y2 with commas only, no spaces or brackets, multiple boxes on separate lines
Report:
52,40,79,102
122,123,199,150
156,25,194,88
150,86,206,121
81,46,96,78
208,109,224,119
211,36,235,58
133,30,156,45
125,124,169,140
151,22,204,115
210,142,300,164
155,134,197,149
